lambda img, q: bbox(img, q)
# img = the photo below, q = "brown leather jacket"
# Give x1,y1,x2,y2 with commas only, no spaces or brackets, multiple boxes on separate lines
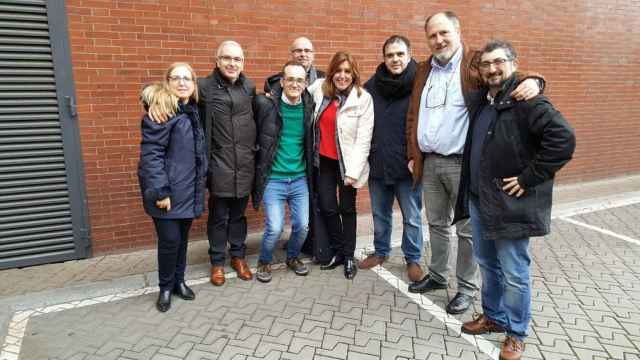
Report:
405,47,542,186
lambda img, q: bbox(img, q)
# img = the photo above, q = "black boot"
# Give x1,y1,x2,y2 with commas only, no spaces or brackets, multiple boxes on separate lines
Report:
173,281,195,300
320,255,344,270
156,289,171,312
344,257,357,279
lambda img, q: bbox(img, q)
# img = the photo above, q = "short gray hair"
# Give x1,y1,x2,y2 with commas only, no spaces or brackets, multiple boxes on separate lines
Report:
216,40,243,57
424,11,460,31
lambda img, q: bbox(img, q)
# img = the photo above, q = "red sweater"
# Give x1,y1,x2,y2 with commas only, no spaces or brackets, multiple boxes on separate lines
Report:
319,100,338,159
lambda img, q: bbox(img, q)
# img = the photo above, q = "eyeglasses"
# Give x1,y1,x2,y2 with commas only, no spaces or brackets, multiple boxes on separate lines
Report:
425,83,448,109
168,75,194,84
291,48,313,55
218,55,244,64
479,58,513,70
283,77,307,86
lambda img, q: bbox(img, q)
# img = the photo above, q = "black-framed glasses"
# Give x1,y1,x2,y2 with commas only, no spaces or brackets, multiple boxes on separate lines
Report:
478,58,513,70
425,81,449,109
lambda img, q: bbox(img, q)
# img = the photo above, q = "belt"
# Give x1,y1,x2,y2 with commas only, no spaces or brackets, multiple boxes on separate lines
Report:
423,152,462,158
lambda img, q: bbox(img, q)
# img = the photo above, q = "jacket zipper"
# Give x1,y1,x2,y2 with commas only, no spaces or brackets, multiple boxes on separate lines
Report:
225,85,238,198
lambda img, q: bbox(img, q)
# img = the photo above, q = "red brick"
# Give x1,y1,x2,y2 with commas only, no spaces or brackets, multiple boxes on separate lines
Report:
67,0,640,255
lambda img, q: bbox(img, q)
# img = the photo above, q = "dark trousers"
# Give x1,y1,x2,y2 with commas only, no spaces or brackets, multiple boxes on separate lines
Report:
153,218,193,291
317,156,357,258
207,195,249,265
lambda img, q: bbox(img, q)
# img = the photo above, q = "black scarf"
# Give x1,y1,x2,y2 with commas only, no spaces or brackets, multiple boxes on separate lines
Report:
373,58,417,99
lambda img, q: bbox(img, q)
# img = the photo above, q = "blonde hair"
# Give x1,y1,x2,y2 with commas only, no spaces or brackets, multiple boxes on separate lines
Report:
164,62,199,103
139,62,198,118
141,83,179,118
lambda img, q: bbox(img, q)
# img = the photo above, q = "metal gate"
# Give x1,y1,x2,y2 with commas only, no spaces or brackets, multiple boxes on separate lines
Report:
0,0,90,269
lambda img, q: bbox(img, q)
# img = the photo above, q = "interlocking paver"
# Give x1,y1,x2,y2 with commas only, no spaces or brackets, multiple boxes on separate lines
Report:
6,189,640,360
281,345,315,360
346,351,378,360
316,342,349,359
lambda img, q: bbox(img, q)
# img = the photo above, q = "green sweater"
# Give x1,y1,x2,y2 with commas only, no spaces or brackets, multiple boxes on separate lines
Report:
270,100,306,179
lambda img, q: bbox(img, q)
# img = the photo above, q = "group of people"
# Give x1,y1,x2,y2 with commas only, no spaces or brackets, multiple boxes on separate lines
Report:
137,10,575,360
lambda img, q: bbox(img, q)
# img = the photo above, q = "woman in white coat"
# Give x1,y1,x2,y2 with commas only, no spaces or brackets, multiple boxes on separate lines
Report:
307,51,374,279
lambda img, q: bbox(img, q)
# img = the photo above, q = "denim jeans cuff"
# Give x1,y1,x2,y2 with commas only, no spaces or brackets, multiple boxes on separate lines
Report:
507,333,527,342
404,257,421,265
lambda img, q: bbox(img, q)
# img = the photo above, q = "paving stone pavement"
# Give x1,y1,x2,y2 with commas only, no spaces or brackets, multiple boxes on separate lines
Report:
9,202,640,360
2,174,640,360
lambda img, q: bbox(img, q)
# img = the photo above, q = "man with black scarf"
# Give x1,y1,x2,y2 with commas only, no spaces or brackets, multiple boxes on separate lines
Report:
361,35,425,282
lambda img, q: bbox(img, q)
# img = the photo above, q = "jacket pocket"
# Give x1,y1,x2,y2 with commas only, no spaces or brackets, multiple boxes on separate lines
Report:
492,178,536,224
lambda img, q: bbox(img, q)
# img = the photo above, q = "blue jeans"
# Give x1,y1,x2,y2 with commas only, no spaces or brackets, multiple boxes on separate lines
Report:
259,176,310,263
369,178,424,264
469,197,531,340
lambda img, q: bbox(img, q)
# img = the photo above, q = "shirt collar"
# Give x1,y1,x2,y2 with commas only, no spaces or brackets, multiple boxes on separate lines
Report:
281,93,302,106
486,91,495,105
430,45,463,72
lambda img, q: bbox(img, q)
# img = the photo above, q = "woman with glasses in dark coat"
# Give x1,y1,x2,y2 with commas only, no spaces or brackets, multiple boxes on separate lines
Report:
138,62,207,312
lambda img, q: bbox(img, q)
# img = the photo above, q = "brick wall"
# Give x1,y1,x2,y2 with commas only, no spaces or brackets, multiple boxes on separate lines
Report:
64,0,640,254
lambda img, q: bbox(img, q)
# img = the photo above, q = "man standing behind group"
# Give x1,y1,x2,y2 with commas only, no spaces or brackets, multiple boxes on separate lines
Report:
361,35,425,283
264,37,325,93
405,11,543,315
252,61,315,283
149,40,257,286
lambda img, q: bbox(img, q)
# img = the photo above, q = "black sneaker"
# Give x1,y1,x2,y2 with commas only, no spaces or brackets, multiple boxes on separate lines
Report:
286,258,309,276
256,261,272,283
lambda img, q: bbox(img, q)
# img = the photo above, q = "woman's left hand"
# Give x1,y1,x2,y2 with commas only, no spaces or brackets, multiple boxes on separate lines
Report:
156,197,171,211
344,176,357,186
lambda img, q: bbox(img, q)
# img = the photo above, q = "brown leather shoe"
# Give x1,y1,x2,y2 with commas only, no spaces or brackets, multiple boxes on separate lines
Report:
210,266,225,286
500,336,524,360
358,255,387,269
407,262,424,282
461,313,505,335
231,257,253,281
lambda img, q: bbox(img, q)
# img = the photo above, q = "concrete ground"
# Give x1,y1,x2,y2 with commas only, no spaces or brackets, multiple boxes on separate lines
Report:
1,174,639,360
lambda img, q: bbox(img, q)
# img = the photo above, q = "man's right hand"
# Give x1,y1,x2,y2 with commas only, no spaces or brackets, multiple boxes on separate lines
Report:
149,105,170,124
407,159,414,174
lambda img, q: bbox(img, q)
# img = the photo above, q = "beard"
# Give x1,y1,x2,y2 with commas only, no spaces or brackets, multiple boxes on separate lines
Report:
433,46,457,65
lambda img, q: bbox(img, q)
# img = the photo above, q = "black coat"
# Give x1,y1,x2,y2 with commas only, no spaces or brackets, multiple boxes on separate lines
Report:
252,89,315,209
363,60,417,183
198,69,257,198
453,75,576,240
138,102,207,219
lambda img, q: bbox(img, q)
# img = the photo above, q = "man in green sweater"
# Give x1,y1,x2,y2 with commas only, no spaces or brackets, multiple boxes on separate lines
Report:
252,61,316,283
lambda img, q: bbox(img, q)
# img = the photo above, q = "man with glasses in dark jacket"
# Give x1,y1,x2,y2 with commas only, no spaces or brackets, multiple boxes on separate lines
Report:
361,35,425,283
263,37,325,94
454,40,575,360
252,61,315,283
